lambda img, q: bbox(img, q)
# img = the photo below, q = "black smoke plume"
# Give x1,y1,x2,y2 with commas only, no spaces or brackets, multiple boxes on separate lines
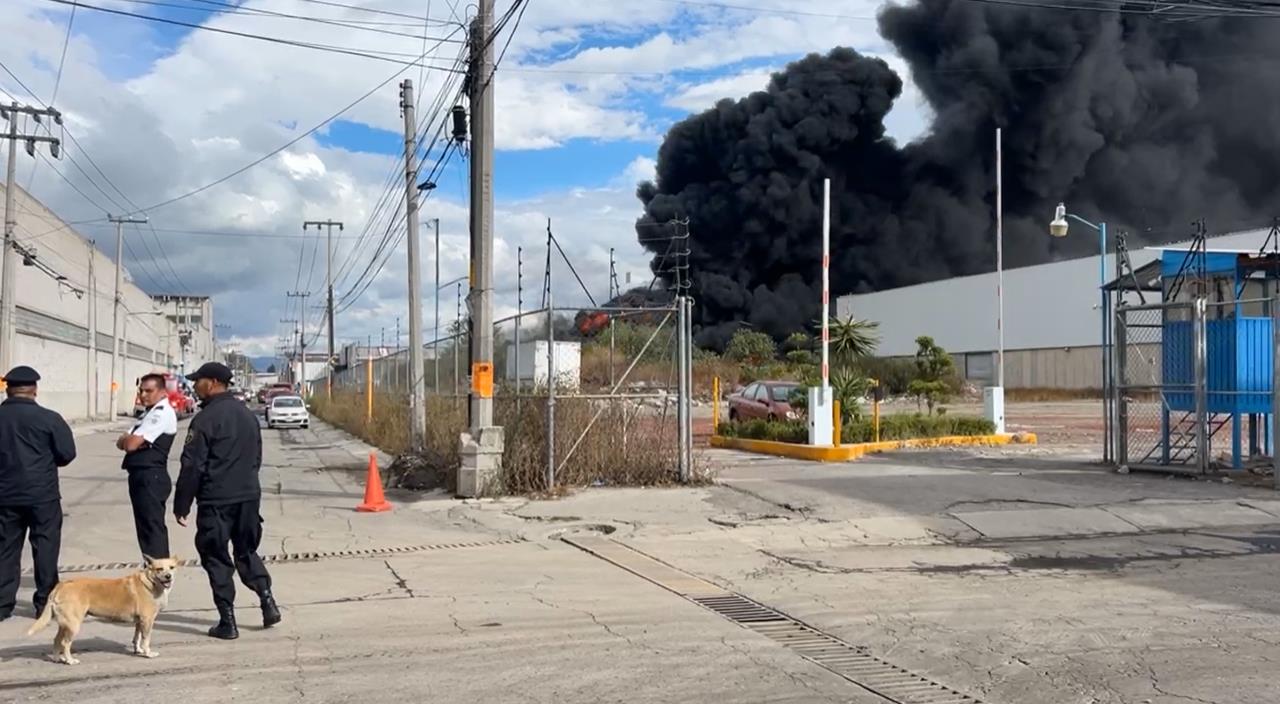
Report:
636,1,1280,348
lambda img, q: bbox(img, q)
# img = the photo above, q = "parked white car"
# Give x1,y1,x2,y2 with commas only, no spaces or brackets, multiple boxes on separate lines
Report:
266,395,310,430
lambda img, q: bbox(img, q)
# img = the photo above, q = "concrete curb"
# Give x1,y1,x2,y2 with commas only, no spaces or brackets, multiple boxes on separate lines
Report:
709,432,1038,462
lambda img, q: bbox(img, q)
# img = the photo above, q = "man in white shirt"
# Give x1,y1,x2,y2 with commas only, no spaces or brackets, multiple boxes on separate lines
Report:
117,373,179,559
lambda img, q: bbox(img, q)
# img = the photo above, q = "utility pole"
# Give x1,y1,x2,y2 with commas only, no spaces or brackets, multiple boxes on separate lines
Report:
286,291,309,392
108,214,148,418
401,79,427,450
1,102,62,376
304,219,343,398
86,240,97,418
459,0,503,497
279,318,299,387
432,217,440,394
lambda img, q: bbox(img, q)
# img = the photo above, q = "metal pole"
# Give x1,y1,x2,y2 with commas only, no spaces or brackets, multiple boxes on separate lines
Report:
402,79,427,450
677,295,689,482
108,215,147,417
1114,232,1125,468
546,222,556,489
87,240,97,418
1,108,16,375
1100,222,1109,464
433,217,440,394
821,178,830,395
466,0,498,443
1194,297,1208,473
1272,294,1279,490
996,127,1004,389
515,246,522,414
609,247,616,389
326,223,335,399
1116,306,1129,469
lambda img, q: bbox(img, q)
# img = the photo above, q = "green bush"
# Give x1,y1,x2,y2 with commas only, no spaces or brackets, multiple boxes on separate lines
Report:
842,414,994,443
857,357,916,395
718,414,993,445
717,419,808,443
725,329,777,364
784,349,818,367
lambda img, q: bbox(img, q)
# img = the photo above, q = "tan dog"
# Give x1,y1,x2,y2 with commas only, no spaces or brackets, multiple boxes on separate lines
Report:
27,555,179,664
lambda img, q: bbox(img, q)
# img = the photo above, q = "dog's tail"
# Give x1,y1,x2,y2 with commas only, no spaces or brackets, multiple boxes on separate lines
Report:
26,590,57,635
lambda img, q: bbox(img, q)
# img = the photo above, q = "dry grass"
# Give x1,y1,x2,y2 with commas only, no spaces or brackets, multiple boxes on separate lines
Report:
1005,387,1102,402
312,389,701,495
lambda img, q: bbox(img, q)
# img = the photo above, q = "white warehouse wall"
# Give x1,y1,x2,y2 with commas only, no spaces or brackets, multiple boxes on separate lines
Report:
2,182,179,420
836,227,1276,358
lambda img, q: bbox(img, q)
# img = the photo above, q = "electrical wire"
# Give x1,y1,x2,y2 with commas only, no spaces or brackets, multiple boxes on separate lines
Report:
39,1,467,67
120,23,466,216
111,0,462,41
25,2,75,190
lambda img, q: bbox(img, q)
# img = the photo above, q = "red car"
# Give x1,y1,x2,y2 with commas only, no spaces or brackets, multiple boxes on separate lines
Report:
728,380,801,422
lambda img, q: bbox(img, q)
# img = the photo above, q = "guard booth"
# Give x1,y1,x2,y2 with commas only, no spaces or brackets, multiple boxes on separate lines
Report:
1109,245,1280,474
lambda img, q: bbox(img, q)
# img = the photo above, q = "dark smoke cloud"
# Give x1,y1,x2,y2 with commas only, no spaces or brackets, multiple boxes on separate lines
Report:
636,1,1280,348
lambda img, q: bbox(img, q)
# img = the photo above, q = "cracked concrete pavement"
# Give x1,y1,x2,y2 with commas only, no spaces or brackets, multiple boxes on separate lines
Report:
8,418,1280,702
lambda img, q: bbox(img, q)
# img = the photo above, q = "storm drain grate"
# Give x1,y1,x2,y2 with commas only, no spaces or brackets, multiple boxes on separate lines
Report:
29,538,524,575
565,536,986,704
692,593,983,704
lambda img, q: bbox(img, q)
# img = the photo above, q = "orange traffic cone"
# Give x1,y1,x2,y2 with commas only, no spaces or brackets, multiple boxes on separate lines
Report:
356,451,392,513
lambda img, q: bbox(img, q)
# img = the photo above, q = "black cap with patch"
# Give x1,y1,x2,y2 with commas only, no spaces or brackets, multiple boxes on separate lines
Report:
2,365,41,387
186,362,234,384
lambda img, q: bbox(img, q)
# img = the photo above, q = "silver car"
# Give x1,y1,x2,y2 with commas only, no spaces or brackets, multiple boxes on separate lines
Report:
266,395,309,430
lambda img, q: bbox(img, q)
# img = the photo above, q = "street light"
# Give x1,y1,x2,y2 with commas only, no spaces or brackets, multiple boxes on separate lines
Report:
1048,202,1110,463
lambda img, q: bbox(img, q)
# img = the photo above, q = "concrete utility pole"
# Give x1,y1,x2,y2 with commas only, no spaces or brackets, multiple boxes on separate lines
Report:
86,240,97,418
304,219,343,398
1,102,62,375
286,291,309,392
279,317,299,387
108,214,148,418
459,0,503,497
86,241,97,419
432,217,440,394
401,79,427,450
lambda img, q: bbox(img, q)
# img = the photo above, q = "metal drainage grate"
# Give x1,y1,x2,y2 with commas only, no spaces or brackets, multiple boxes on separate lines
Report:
29,538,524,575
692,593,984,704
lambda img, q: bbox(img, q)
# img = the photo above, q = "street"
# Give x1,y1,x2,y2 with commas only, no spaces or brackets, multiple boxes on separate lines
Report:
4,420,1280,702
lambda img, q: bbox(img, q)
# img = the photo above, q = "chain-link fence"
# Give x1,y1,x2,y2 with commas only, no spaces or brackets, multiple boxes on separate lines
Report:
310,224,696,493
1116,296,1279,476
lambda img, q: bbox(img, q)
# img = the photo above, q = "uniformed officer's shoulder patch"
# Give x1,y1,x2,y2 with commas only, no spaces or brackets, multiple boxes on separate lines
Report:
184,432,195,445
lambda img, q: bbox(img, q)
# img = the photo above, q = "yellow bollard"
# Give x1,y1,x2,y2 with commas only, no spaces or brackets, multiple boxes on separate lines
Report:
873,398,880,443
712,376,721,433
832,399,841,447
366,360,373,424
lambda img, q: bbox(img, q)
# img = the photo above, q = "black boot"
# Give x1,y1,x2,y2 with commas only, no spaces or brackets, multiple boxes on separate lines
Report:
259,590,281,629
208,603,239,640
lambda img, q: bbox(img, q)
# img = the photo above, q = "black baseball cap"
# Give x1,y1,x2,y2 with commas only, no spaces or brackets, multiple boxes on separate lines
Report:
186,362,234,384
2,366,40,387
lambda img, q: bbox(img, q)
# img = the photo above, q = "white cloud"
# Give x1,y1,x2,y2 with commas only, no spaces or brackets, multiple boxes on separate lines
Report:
0,0,932,359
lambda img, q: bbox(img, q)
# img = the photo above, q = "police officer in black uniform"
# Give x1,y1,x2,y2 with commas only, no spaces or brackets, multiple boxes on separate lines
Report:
117,373,178,559
174,362,280,639
0,366,76,621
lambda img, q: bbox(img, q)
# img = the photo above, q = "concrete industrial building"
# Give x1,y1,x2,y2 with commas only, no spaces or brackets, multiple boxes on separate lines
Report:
836,226,1278,390
1,182,206,419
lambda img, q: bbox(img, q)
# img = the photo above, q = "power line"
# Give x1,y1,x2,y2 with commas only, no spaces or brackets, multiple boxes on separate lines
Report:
119,24,466,216
111,0,462,41
25,3,76,190
40,0,467,67
290,0,443,22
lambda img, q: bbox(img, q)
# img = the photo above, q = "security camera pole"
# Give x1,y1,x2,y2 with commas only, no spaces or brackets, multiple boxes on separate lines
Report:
1,102,62,375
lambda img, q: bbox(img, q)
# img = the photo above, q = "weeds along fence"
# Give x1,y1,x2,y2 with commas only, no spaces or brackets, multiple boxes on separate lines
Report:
317,303,697,493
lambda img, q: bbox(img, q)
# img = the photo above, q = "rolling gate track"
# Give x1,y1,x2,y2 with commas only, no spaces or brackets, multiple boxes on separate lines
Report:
564,535,985,704
26,539,525,575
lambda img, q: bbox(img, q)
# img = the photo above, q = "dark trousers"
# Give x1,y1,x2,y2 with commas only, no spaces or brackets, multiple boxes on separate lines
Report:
0,501,62,617
127,468,172,560
194,499,272,610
